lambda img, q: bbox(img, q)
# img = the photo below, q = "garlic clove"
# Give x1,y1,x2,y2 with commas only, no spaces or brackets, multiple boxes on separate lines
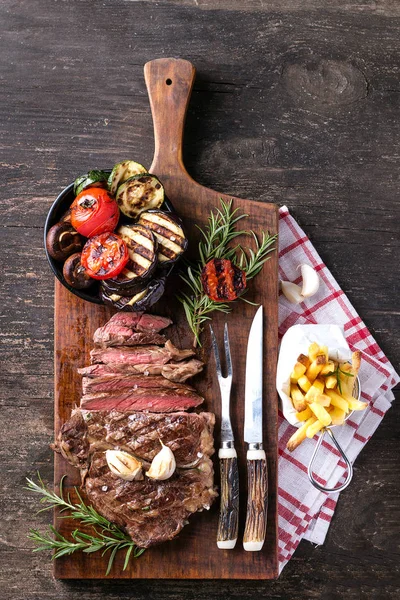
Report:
281,281,303,304
300,264,320,298
146,441,176,481
105,450,143,481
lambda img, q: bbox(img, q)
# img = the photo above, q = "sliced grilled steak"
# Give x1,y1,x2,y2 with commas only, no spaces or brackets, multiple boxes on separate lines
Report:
81,374,194,395
54,408,215,468
161,360,204,382
80,386,204,412
90,342,194,367
90,345,171,366
85,452,216,547
94,329,166,348
78,358,204,383
93,312,172,347
53,409,217,547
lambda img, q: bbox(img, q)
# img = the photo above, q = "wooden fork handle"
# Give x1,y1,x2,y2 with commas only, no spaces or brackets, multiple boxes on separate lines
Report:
243,448,268,551
217,447,239,549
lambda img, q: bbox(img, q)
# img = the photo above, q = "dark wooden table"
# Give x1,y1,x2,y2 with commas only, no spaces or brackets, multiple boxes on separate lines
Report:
1,1,399,598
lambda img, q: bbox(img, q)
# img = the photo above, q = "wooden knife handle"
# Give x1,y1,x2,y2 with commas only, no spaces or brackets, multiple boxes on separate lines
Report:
217,447,239,549
144,58,196,176
243,449,268,551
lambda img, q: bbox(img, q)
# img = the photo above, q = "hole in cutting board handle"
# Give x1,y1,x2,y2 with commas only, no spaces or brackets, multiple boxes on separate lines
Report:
166,78,172,85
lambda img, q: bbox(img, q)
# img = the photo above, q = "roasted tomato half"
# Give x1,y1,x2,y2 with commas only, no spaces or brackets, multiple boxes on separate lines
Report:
70,187,120,237
81,232,129,280
201,258,247,302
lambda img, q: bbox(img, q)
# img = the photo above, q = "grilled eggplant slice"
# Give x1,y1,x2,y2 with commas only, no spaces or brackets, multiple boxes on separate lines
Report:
108,160,147,196
73,170,108,196
116,223,158,280
101,277,166,311
138,210,188,265
115,174,164,218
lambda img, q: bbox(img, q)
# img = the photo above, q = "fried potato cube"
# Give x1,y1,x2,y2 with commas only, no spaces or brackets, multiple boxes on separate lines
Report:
325,374,338,389
341,393,368,411
295,406,313,421
306,419,325,438
314,393,331,407
297,375,312,393
320,360,336,376
286,416,316,452
325,389,349,412
329,406,346,426
306,355,327,382
317,345,329,361
309,401,332,426
308,342,320,362
290,384,307,412
290,361,307,382
297,353,311,369
304,380,325,402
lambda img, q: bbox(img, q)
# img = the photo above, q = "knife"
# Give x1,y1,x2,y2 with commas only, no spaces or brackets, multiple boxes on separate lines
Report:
210,324,239,549
243,305,268,551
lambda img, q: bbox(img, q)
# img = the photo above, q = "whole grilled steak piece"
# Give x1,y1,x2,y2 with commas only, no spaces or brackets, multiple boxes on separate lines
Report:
80,386,204,412
86,452,216,547
54,408,214,468
78,358,204,383
53,409,217,546
81,374,194,395
93,312,172,347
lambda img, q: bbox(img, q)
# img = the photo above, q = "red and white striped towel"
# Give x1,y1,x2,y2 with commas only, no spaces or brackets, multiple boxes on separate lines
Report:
277,206,399,573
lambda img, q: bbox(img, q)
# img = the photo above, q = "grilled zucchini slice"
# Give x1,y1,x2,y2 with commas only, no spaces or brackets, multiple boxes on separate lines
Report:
73,170,108,196
138,210,188,265
108,160,147,196
115,174,164,218
117,224,158,280
101,277,166,311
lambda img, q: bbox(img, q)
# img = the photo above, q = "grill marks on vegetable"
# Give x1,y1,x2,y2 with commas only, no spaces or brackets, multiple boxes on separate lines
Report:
201,258,247,302
117,224,157,278
138,211,187,264
115,174,164,219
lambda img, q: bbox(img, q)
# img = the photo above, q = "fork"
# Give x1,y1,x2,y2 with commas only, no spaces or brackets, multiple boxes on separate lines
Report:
210,323,239,549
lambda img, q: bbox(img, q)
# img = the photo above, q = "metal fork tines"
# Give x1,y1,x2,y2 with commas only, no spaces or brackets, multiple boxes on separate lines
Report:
210,323,239,549
210,323,234,448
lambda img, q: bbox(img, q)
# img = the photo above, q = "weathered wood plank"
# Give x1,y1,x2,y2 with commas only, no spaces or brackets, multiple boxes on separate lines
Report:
0,0,399,596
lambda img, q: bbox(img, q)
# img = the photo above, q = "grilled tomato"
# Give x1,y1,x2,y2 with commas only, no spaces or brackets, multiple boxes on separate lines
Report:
81,232,129,280
71,187,120,237
201,258,246,302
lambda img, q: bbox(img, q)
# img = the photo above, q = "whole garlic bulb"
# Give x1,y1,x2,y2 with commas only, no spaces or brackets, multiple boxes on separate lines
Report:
146,441,176,481
105,450,143,481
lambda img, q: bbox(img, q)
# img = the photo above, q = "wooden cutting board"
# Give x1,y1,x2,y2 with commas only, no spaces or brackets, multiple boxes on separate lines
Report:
53,58,279,579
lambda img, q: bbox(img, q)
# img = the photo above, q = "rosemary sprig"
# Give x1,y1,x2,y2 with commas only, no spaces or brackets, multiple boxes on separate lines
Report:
26,473,144,575
177,199,277,346
322,365,354,394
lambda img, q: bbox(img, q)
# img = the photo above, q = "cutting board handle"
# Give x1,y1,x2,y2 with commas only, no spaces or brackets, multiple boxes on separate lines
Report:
144,58,196,177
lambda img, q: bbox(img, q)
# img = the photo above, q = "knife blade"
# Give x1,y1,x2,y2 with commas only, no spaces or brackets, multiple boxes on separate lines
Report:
243,306,268,551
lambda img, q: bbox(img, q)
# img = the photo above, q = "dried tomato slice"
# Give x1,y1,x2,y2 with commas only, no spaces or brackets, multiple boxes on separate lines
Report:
201,258,247,302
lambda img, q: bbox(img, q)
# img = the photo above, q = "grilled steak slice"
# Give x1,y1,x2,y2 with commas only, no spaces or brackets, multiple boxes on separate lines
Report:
54,408,215,468
53,408,217,547
94,329,166,348
90,345,171,366
85,451,216,547
161,360,203,382
90,342,195,367
93,312,172,347
80,386,204,412
81,374,194,395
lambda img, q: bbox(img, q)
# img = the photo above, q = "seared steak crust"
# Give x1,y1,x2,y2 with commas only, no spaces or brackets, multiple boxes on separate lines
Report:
55,408,215,468
85,452,217,547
